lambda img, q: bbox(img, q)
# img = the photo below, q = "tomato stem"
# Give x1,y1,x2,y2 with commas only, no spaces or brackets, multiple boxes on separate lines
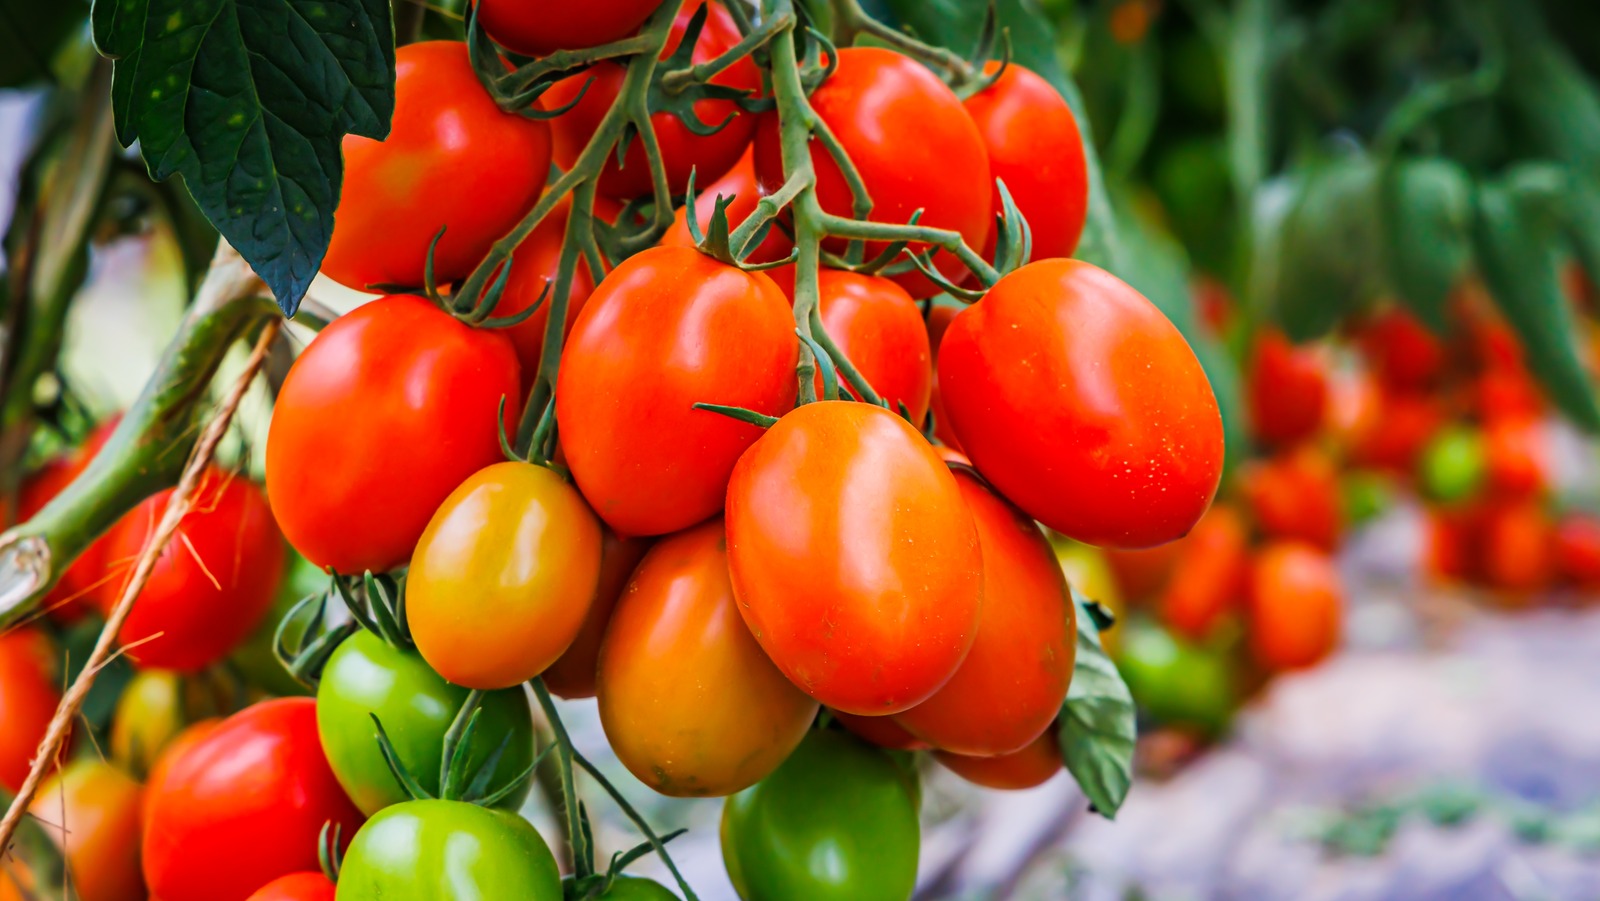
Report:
827,0,981,89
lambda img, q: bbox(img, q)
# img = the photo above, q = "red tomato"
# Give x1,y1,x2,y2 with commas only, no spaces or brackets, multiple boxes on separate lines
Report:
1103,541,1182,604
556,246,797,537
1555,514,1600,589
1474,367,1544,423
142,699,363,901
895,469,1074,756
726,401,983,715
478,0,662,56
928,376,962,451
493,199,598,392
1246,542,1342,671
1239,446,1343,551
141,719,221,829
100,467,284,672
1358,308,1445,391
661,147,793,266
1481,499,1553,599
15,421,120,620
266,295,521,574
1194,276,1234,334
30,759,144,901
323,42,552,290
935,729,1061,791
810,270,933,423
1159,503,1249,640
833,713,928,751
245,873,336,901
962,62,1087,261
1484,417,1548,500
754,47,992,299
0,628,62,793
1247,329,1328,448
543,530,652,699
938,258,1224,549
1346,388,1445,474
1423,505,1479,584
546,2,759,200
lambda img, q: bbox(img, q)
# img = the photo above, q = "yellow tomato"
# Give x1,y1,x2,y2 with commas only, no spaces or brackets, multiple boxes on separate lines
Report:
1053,538,1125,656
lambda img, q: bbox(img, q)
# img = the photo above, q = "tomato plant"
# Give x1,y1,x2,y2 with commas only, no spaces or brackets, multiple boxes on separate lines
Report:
935,729,1063,791
493,198,600,390
336,800,561,900
661,148,793,267
29,759,144,901
0,628,63,794
1246,542,1343,672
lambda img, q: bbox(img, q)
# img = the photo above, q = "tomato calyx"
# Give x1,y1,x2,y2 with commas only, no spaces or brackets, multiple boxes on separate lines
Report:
466,5,657,117
274,572,409,690
318,820,346,884
636,4,765,138
371,689,543,808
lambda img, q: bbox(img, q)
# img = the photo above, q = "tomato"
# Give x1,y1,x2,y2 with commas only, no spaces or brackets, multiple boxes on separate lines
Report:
408,461,601,690
726,401,982,715
479,0,662,56
337,800,560,900
1358,308,1445,390
895,469,1073,756
140,718,220,829
597,518,816,796
1481,499,1553,599
928,375,961,450
832,713,927,751
29,759,143,901
935,729,1062,791
493,199,599,392
1116,617,1236,735
0,627,62,793
938,258,1224,548
1345,388,1445,473
1158,503,1248,641
1246,541,1342,671
1418,426,1487,504
804,270,934,423
100,467,284,671
266,294,521,574
1484,417,1548,500
323,41,550,289
1247,328,1328,448
962,62,1088,261
661,147,793,267
1423,505,1478,584
1342,469,1396,527
245,872,335,901
1103,541,1182,604
556,246,797,537
1556,514,1600,589
110,668,233,778
1474,367,1544,423
754,47,992,299
543,530,652,699
316,629,535,814
142,698,364,901
15,419,120,619
1240,446,1343,551
562,875,678,900
546,2,759,200
721,729,919,901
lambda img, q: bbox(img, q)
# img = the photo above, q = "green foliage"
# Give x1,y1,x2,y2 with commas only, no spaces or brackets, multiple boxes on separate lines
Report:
1058,588,1137,819
1380,159,1473,333
1269,156,1381,342
0,0,91,86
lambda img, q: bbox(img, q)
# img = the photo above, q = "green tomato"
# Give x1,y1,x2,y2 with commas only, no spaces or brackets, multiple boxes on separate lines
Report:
721,729,919,901
336,799,561,900
1341,469,1396,527
562,874,680,900
316,630,535,815
1418,426,1486,504
1117,617,1237,736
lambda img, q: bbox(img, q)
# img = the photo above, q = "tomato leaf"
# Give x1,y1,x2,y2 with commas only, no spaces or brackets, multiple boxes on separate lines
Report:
1269,156,1382,342
89,0,396,315
1058,587,1136,820
1500,6,1600,180
1380,158,1473,334
1560,176,1600,298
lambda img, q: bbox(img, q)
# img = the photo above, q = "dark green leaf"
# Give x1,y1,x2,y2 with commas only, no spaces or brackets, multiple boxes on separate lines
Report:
1058,587,1136,820
1499,6,1600,180
1561,176,1600,299
1472,173,1600,432
1380,158,1473,333
1270,156,1381,342
0,0,90,87
91,0,396,315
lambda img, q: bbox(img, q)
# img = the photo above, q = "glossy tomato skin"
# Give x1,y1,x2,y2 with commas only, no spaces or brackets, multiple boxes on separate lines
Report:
336,800,560,900
267,295,521,575
546,3,759,200
754,47,992,299
1158,503,1249,641
0,628,62,793
1240,446,1343,551
479,0,662,56
1247,329,1328,448
543,530,652,699
110,668,233,778
935,729,1062,791
721,730,920,901
598,519,817,796
557,246,797,537
246,872,335,901
938,259,1224,549
813,270,933,423
30,759,144,901
661,148,793,267
408,461,601,690
561,875,679,900
727,402,983,715
1246,542,1343,671
323,42,551,290
102,467,285,671
833,713,928,751
494,199,599,392
963,62,1088,261
316,630,535,815
895,470,1074,756
142,698,364,901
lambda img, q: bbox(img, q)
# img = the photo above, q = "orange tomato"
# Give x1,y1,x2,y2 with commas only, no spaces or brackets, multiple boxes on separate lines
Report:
1240,446,1343,551
935,729,1062,791
1246,541,1342,671
542,530,652,700
1484,417,1547,500
30,759,144,901
1480,499,1553,599
1159,503,1249,640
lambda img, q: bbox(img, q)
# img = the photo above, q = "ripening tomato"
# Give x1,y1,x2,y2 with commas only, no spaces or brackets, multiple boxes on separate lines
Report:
245,872,335,901
266,294,521,574
895,469,1073,756
1346,388,1445,473
1481,499,1553,599
1418,426,1488,505
478,0,662,55
337,800,560,900
754,47,992,299
561,875,679,901
938,258,1224,548
1358,308,1445,390
1484,417,1548,500
556,246,797,537
0,627,62,793
935,729,1062,791
142,699,364,901
1052,539,1126,655
110,668,233,779
1239,446,1343,551
1246,542,1343,671
1158,503,1248,640
1474,367,1544,423
408,461,602,690
598,519,817,796
661,148,793,267
101,467,284,671
323,41,552,290
30,759,144,901
1103,541,1183,603
494,199,600,391
726,401,982,715
543,530,652,699
1247,329,1328,448
963,62,1088,261
722,729,920,901
15,419,121,619
812,270,933,422
833,713,928,751
1116,617,1236,735
546,2,759,200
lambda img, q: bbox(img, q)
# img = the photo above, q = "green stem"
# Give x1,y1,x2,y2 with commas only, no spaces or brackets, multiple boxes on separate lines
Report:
828,0,979,88
819,213,1001,286
660,12,792,93
572,752,699,901
530,678,593,878
767,14,824,405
